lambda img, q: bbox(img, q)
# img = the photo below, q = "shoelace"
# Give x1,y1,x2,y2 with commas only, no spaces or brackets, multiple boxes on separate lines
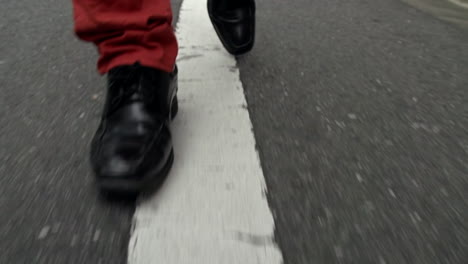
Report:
107,65,155,116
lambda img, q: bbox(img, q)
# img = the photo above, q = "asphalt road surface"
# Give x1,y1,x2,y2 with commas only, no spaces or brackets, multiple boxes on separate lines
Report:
1,0,468,263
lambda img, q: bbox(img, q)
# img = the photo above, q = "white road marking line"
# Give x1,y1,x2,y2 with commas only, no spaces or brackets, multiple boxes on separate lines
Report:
127,0,284,263
447,0,468,9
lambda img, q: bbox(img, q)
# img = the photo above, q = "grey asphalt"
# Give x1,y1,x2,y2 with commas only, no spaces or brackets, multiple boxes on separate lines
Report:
1,0,468,264
240,0,468,263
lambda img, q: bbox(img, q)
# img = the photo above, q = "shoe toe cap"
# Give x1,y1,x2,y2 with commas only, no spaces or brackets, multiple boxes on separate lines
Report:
97,156,136,178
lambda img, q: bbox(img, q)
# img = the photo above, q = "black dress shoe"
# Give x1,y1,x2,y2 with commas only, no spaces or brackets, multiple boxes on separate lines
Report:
90,63,178,194
207,0,255,55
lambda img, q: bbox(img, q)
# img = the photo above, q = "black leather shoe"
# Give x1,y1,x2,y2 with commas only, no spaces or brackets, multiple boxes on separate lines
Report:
207,0,255,55
90,63,178,194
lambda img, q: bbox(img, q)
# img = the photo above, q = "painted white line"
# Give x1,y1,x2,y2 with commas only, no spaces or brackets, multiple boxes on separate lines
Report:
447,0,468,9
127,0,284,263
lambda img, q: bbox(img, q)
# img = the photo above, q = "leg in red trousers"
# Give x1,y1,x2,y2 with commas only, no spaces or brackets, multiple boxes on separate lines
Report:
72,0,178,74
73,0,179,194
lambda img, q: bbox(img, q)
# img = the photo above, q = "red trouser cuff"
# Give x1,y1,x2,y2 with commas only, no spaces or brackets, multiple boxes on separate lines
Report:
72,0,178,74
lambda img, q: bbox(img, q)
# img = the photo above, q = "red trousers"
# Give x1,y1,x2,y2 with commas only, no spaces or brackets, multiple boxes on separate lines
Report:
72,0,178,74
